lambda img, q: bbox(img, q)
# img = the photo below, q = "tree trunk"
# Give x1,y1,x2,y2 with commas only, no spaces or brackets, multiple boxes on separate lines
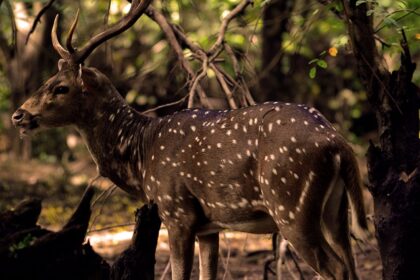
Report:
2,2,58,159
341,1,420,279
110,203,161,280
260,0,295,101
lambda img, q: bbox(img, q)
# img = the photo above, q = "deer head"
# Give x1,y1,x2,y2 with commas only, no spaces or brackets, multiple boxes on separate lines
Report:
11,0,152,136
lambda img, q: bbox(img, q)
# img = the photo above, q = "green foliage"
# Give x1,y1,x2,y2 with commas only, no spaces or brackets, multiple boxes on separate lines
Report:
9,234,36,256
308,51,328,79
0,0,418,153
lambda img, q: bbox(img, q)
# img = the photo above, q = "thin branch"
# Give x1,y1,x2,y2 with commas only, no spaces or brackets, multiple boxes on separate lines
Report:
210,63,238,109
317,0,344,19
147,0,255,109
89,184,118,231
142,94,188,114
208,0,254,55
374,34,392,48
171,24,201,53
25,0,56,44
224,43,255,106
221,232,232,280
375,8,420,33
104,0,112,25
4,0,16,56
146,7,210,108
159,260,171,280
87,222,135,233
188,56,208,108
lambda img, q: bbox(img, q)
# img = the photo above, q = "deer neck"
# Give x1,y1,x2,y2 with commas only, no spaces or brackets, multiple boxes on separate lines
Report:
77,92,153,199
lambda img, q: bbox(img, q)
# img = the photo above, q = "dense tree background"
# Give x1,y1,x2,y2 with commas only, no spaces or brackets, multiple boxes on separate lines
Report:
0,0,419,279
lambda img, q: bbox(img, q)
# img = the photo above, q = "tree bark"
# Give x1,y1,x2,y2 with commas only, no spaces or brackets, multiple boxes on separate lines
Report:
341,1,420,279
260,0,295,101
110,203,161,280
0,186,111,280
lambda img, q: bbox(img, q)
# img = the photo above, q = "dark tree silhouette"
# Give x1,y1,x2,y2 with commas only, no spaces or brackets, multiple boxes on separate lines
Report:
335,1,420,279
260,0,295,101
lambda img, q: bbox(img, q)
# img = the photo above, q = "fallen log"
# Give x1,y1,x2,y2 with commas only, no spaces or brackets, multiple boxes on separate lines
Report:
0,186,110,280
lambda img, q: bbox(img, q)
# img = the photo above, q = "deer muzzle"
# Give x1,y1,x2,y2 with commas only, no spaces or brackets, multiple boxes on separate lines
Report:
11,108,40,136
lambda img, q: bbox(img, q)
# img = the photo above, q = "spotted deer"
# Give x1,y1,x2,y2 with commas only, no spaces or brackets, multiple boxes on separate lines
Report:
11,1,368,279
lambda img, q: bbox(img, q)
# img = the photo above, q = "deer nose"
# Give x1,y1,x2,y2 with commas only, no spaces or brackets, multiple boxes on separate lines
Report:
12,109,26,125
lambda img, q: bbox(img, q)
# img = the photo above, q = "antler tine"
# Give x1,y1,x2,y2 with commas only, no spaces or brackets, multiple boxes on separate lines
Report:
66,9,80,54
73,0,153,64
51,15,71,60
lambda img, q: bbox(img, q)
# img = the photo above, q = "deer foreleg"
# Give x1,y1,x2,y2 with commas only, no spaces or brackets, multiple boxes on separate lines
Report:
197,233,219,280
168,226,196,280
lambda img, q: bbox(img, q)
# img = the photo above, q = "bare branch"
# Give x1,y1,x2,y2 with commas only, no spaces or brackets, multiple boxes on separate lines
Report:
210,63,238,109
317,0,344,19
145,7,210,108
159,261,171,280
188,56,209,108
87,222,135,233
208,0,254,55
224,43,255,106
147,0,255,109
4,0,16,56
25,0,56,44
142,95,189,114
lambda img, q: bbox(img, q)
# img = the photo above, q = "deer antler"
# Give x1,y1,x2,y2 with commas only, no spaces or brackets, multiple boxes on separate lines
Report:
52,0,153,64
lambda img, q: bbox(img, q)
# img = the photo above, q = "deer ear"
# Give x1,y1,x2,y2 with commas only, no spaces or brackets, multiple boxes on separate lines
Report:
79,67,100,93
58,59,67,71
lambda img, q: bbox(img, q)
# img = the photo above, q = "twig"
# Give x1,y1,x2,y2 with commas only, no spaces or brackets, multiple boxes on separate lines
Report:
142,94,189,114
159,259,171,280
374,8,420,33
400,28,412,64
221,232,232,280
210,63,238,109
286,245,305,280
224,43,255,106
317,0,343,19
87,222,135,233
89,175,108,207
188,56,208,108
4,0,17,55
25,0,56,44
277,238,288,280
208,0,254,55
374,34,392,48
146,7,210,108
147,1,255,110
89,184,118,231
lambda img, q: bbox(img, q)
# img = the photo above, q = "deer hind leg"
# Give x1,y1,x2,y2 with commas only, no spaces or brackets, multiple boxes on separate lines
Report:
285,226,347,280
281,166,348,279
197,233,219,280
323,179,359,280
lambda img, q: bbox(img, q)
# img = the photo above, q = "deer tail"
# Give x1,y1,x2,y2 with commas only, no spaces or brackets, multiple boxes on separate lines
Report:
339,146,369,241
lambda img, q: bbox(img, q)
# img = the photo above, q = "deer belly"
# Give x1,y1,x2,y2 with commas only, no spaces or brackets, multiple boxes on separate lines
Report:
197,213,277,235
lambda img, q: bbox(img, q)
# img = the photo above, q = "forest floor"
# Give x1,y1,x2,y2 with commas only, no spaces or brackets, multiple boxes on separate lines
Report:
92,229,381,279
0,156,381,279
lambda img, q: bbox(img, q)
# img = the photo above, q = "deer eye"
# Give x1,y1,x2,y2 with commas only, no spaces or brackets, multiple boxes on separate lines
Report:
54,86,69,95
